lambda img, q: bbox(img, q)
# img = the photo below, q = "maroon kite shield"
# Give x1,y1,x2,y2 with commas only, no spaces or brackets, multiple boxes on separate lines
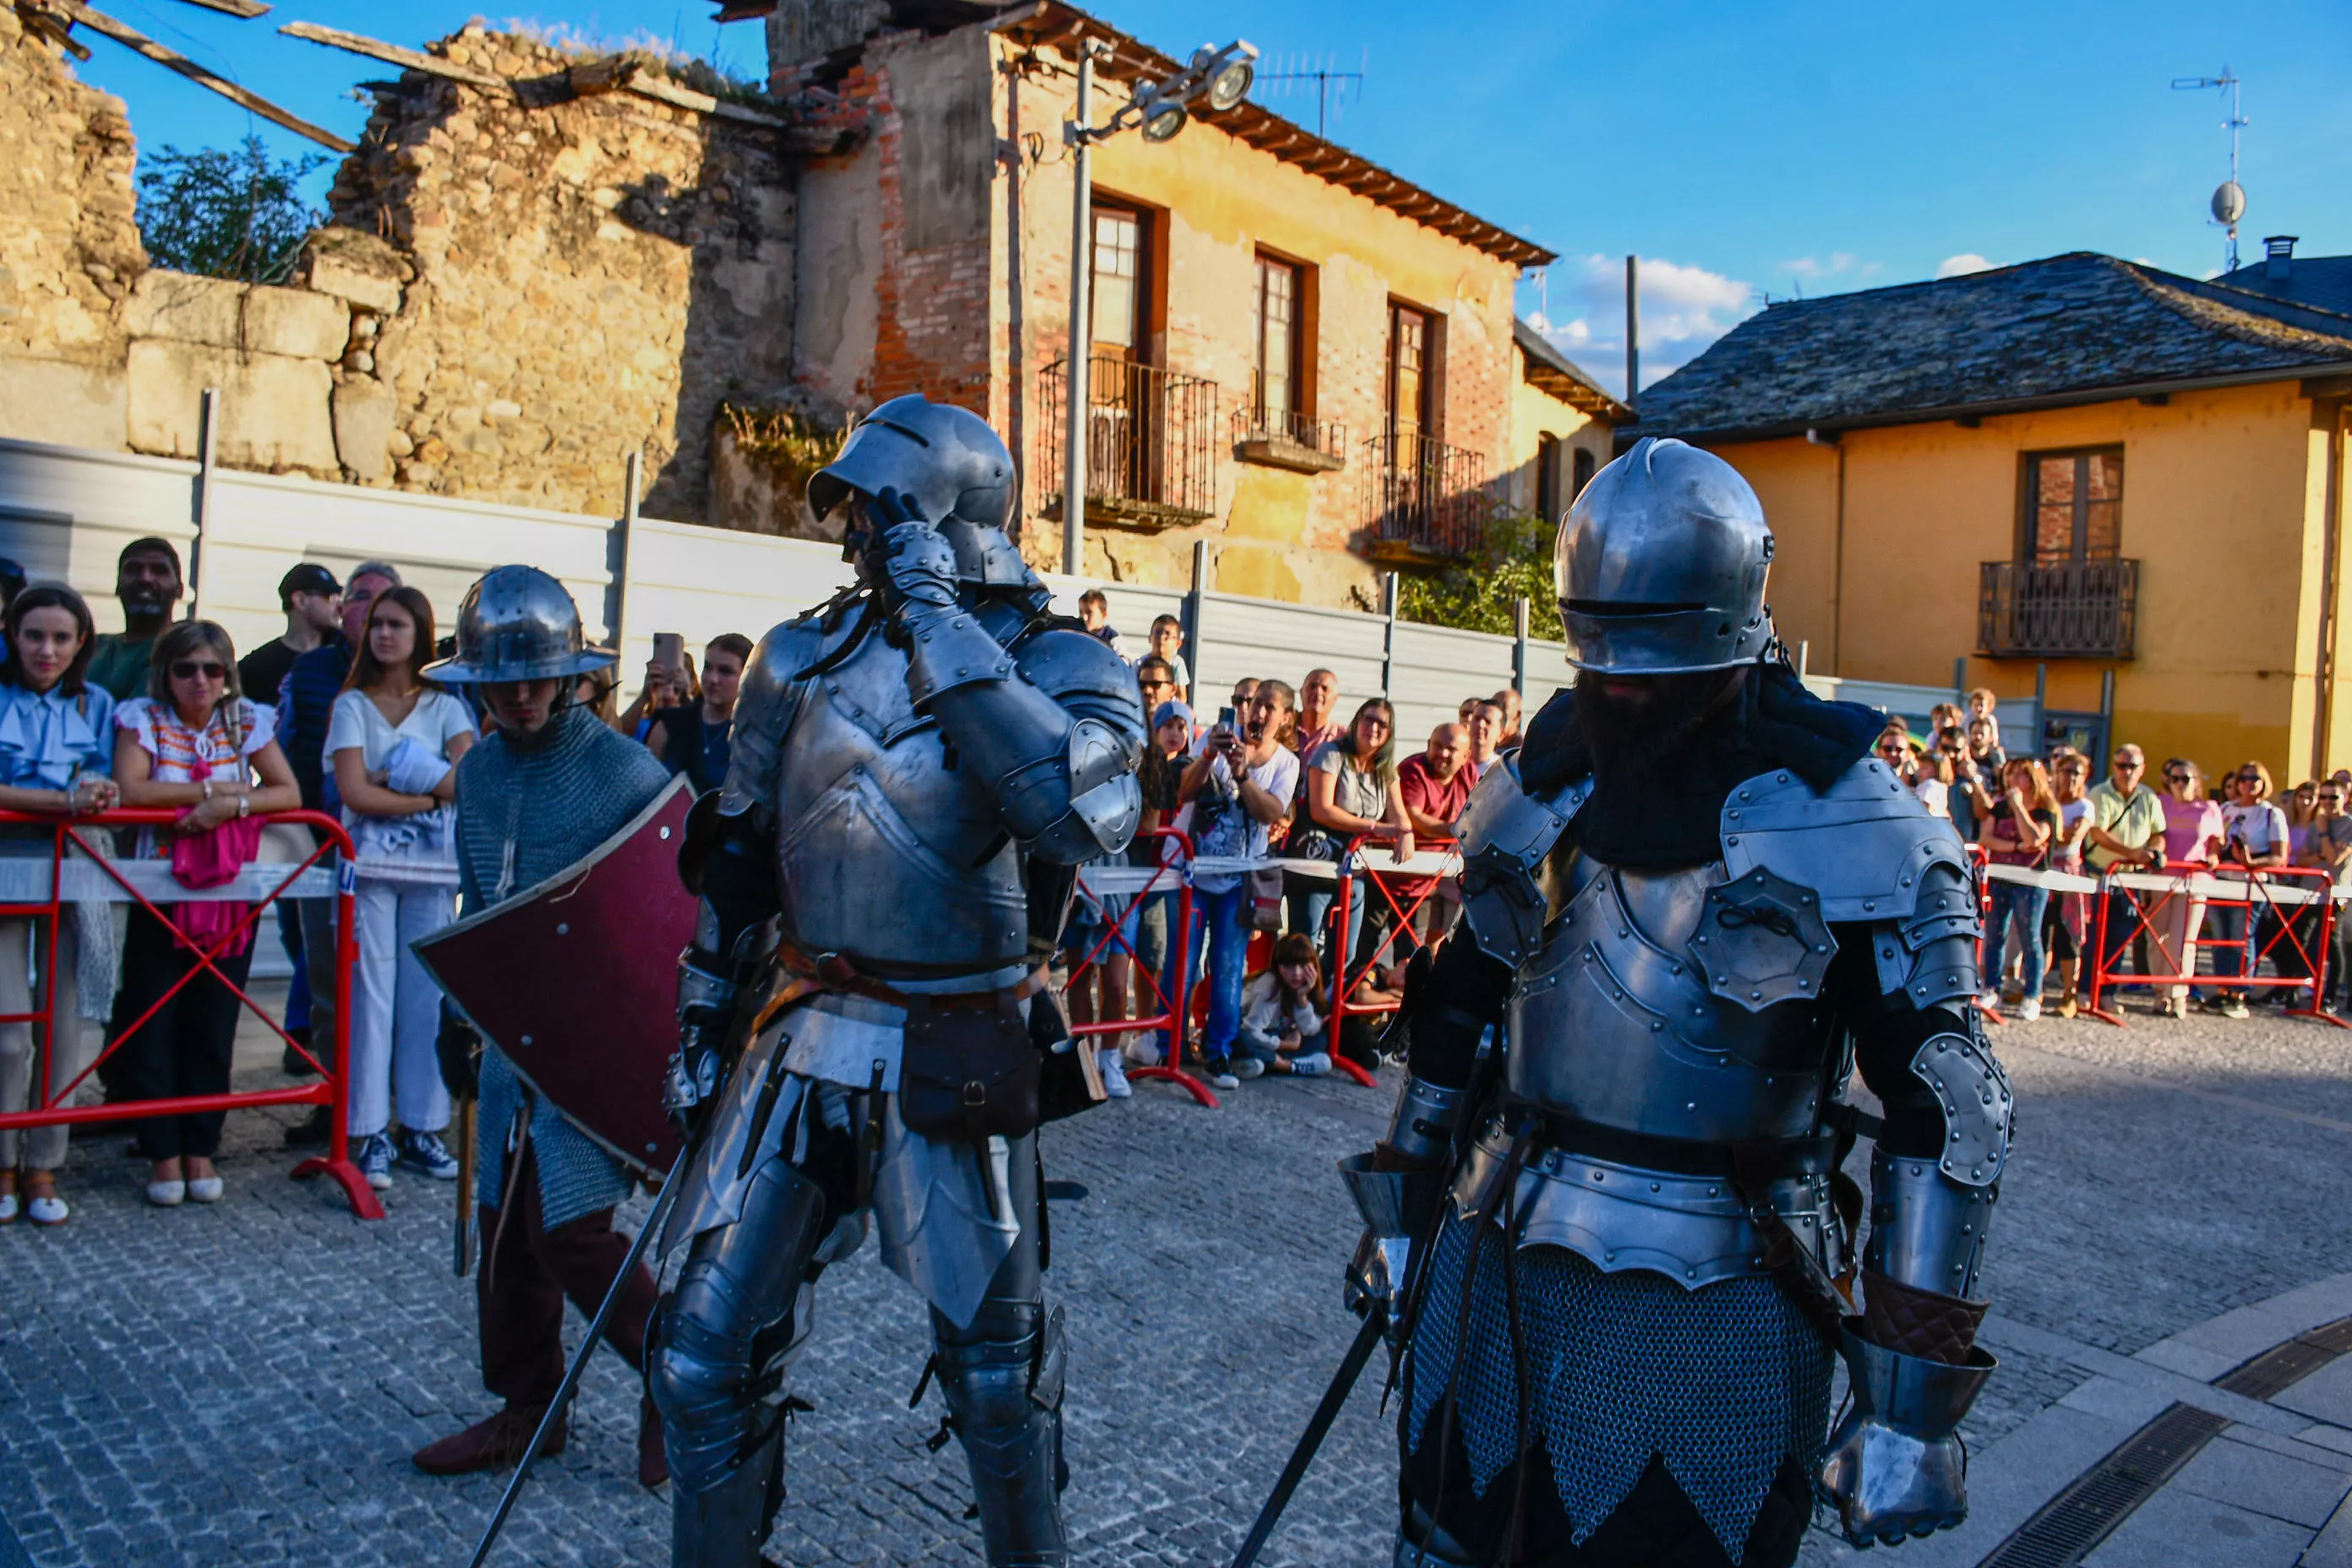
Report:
412,775,696,1177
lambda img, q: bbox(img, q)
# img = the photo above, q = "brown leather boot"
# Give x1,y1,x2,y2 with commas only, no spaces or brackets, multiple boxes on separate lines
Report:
638,1396,668,1489
2056,959,2080,1018
412,1404,567,1476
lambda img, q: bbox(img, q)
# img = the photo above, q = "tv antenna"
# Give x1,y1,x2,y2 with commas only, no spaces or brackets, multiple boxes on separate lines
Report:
2171,67,2247,272
1257,51,1365,139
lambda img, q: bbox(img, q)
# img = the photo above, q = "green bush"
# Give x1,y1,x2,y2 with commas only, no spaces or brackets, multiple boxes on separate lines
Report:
136,137,329,285
1392,509,1554,636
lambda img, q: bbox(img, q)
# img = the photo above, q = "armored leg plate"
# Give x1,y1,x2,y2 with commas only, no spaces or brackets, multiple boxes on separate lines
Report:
651,1156,830,1567
932,1298,1070,1567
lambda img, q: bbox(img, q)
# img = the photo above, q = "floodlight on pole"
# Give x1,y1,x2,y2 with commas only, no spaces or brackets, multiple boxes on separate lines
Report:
1059,35,1257,573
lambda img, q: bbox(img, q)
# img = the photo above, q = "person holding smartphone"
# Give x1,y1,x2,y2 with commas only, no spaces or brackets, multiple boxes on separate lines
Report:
1176,682,1298,1088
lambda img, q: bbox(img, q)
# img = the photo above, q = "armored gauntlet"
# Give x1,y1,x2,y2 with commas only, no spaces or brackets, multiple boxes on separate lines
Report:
1819,1025,2011,1547
667,949,741,1141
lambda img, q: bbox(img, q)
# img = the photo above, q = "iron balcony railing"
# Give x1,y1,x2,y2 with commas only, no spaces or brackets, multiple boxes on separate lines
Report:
1038,357,1218,525
1360,431,1492,558
1230,406,1348,470
1978,558,2139,659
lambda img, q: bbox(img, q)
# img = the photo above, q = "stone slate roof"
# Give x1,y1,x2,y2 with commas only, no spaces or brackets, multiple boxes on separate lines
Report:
1631,252,2352,443
2214,253,2352,319
1515,319,1631,421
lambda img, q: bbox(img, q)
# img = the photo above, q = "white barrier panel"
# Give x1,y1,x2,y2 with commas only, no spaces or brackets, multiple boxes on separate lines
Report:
0,859,336,903
1983,862,2347,905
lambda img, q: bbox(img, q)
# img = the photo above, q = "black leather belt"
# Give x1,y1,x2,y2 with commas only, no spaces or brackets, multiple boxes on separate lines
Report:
1514,1105,1837,1181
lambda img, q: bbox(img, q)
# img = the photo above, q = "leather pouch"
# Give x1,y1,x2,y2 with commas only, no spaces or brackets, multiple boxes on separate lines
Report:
899,999,1042,1146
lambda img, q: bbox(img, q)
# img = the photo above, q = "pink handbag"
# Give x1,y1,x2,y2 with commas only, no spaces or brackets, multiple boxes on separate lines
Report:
167,754,263,957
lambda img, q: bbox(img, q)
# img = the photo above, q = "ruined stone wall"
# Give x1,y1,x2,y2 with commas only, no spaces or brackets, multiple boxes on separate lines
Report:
0,4,145,447
329,28,797,520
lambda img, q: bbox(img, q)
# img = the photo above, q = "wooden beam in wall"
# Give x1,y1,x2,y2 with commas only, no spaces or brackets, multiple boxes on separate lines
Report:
278,20,512,93
63,2,357,150
166,0,271,17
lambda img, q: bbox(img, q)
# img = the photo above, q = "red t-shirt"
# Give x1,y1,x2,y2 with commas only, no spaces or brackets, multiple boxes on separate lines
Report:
1398,752,1474,841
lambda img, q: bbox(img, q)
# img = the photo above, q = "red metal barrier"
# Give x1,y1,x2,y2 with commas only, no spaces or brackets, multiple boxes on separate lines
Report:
0,807,378,1217
1323,834,1463,1087
1064,828,1212,1107
1965,844,2004,1027
2082,860,2343,1030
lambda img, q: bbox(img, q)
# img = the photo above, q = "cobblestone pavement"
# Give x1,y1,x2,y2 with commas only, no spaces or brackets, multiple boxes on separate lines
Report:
5,991,2352,1566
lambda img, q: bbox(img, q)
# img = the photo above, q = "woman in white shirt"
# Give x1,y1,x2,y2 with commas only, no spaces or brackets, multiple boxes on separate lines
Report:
2214,760,2291,1015
114,620,300,1206
328,587,475,1191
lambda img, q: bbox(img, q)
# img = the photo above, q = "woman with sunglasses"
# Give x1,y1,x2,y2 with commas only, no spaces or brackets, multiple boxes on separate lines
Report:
2206,761,2289,1015
329,587,476,1190
0,585,121,1226
113,620,299,1206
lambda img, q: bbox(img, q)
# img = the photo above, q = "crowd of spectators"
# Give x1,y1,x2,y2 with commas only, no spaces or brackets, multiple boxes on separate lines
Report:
21,556,2352,1225
1870,687,2352,1022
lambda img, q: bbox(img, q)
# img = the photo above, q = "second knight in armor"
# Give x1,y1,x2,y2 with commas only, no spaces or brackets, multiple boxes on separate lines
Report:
1348,438,2012,1567
646,396,1144,1566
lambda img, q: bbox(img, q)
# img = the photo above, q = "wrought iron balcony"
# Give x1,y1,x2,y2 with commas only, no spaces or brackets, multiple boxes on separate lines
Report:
1231,406,1347,473
1978,558,2139,659
1360,432,1493,561
1038,357,1218,529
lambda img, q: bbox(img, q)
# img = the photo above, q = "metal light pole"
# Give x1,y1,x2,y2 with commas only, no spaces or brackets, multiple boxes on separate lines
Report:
1063,41,1103,575
1056,35,1256,577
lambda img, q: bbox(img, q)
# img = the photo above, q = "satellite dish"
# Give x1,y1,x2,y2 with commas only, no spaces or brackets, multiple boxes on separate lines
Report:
2212,180,2246,226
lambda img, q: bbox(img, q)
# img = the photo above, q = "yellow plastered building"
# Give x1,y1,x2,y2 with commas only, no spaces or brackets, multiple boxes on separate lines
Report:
1632,248,2352,781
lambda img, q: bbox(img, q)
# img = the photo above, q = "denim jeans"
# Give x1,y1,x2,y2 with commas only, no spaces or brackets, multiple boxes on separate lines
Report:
1195,882,1249,1059
1984,881,2047,999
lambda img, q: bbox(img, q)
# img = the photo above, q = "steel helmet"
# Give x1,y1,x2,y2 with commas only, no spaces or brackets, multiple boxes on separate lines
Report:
1554,436,1775,674
807,395,1016,536
422,565,616,684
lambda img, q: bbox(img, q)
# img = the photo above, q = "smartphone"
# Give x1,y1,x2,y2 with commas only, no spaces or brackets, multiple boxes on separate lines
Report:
653,632,686,685
1217,705,1237,731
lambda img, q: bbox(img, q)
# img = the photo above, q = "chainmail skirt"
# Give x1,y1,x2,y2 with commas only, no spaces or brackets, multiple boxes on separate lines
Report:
1404,1206,1832,1559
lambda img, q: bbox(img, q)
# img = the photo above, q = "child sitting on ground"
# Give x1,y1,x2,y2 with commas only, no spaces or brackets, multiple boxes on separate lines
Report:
1236,933,1330,1075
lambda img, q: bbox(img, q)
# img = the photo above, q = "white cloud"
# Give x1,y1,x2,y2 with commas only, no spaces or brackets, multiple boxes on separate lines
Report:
1935,253,1995,280
1781,252,1859,281
1527,253,1761,397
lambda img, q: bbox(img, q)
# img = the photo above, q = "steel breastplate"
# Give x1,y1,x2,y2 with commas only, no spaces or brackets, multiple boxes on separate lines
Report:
1508,852,1835,1143
770,636,1026,969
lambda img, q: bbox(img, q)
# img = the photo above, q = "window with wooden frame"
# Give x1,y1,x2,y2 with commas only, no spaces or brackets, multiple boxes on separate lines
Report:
1090,203,1147,360
1251,253,1304,421
2018,447,2124,564
1387,302,1435,446
1536,434,1564,521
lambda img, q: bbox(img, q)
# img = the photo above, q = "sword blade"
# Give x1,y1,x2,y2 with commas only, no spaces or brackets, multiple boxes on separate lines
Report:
453,1099,477,1278
1229,1309,1387,1568
466,1145,688,1568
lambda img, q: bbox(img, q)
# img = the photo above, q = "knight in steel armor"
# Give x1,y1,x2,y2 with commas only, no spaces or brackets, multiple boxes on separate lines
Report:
1345,437,2011,1567
647,395,1145,1567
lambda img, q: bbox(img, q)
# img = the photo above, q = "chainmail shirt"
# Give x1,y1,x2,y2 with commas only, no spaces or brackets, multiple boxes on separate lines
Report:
1406,1210,1832,1559
458,705,672,1228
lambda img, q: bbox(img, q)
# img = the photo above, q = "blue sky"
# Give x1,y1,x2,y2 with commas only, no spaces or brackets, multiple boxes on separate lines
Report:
76,0,2352,395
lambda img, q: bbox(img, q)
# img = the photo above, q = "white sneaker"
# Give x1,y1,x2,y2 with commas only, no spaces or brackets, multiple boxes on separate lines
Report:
26,1192,68,1225
1097,1048,1132,1099
2014,997,2041,1021
146,1180,186,1207
0,1190,17,1224
1124,1037,1163,1069
186,1177,224,1204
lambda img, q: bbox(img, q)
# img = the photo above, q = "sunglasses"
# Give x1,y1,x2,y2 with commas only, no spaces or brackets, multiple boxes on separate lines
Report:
170,660,227,681
2114,760,2142,770
2165,772,2191,782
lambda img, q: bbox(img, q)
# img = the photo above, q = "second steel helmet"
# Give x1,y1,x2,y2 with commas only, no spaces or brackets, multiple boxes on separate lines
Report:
422,565,615,684
1554,437,1775,674
806,395,1016,535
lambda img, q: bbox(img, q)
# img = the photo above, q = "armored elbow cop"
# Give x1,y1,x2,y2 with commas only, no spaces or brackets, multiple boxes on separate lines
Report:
902,605,1145,861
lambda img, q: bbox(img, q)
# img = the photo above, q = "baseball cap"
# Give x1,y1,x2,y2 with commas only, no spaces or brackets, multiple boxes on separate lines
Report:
1153,700,1194,732
280,563,342,601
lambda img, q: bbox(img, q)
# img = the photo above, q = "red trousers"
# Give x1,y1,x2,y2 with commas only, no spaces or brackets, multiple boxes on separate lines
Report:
477,1141,659,1408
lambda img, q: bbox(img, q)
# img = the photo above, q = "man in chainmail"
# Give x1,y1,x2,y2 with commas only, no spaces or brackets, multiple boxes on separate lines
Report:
410,565,674,1489
1342,440,2011,1566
